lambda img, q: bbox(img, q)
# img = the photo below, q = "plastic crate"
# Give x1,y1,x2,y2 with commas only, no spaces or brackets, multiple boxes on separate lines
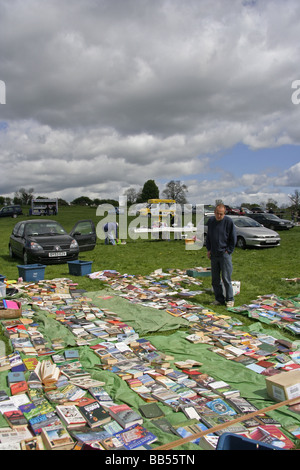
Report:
0,282,6,298
216,433,280,450
67,260,93,276
186,268,211,278
17,264,46,282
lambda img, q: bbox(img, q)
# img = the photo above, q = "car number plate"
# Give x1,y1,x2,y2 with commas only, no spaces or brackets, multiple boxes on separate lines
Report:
49,252,67,257
265,240,275,243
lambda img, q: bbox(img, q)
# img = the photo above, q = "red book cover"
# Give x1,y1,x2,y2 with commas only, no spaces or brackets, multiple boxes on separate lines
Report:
10,380,28,395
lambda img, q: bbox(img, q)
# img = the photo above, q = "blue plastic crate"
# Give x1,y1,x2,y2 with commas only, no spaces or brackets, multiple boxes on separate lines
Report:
216,433,280,450
17,264,46,282
67,260,93,276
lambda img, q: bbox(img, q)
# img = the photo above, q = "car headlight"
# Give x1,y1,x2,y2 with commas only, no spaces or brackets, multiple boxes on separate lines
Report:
70,239,79,249
28,241,43,250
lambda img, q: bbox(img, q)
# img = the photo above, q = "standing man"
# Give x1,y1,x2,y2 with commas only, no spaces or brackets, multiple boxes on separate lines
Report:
103,222,119,245
206,204,237,307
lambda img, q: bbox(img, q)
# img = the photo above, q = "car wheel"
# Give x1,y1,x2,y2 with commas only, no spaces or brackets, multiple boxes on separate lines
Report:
269,224,275,231
236,236,246,249
9,245,15,258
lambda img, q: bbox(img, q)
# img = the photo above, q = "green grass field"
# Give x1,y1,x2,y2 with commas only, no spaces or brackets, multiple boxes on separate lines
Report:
1,205,299,339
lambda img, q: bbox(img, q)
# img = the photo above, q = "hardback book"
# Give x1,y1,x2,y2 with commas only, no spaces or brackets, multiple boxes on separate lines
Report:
56,404,87,428
41,424,74,450
108,404,143,429
78,400,111,428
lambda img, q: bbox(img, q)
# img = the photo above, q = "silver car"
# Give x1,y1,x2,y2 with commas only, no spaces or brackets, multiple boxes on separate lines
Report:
204,216,281,249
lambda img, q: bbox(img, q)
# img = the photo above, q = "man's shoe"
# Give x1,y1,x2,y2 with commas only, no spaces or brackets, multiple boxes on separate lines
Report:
211,300,224,306
226,301,234,307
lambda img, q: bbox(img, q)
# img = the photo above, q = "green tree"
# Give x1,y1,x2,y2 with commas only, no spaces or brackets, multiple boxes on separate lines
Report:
137,180,159,202
162,180,188,204
288,189,300,212
14,188,34,205
71,196,94,206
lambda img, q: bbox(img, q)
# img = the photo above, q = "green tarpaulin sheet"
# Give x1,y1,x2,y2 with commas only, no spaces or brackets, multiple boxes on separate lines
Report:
0,288,299,450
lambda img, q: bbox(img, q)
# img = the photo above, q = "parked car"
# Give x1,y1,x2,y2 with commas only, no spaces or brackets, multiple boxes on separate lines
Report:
9,219,96,265
224,205,244,215
248,213,294,230
241,207,253,214
204,215,281,249
0,205,23,218
250,207,265,213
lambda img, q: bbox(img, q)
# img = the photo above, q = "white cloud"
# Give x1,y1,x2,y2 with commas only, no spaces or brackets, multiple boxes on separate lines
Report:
0,0,300,204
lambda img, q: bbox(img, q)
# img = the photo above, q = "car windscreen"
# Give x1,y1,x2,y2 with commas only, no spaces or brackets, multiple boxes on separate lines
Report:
233,217,261,227
25,222,67,236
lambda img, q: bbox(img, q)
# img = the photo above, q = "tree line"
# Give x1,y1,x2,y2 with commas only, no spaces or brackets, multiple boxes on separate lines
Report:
1,184,299,215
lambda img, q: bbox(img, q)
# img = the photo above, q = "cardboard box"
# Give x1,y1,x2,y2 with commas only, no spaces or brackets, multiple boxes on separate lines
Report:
265,370,300,402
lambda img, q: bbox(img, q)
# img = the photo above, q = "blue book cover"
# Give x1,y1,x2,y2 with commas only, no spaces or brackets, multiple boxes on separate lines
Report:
206,398,237,416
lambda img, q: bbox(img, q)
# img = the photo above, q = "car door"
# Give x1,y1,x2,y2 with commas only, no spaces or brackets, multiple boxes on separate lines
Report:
10,222,26,257
69,219,96,252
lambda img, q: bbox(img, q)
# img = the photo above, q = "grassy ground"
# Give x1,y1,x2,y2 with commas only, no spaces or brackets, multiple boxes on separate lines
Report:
1,205,299,338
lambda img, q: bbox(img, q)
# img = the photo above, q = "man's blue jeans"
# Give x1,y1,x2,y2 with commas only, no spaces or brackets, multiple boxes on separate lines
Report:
211,252,233,303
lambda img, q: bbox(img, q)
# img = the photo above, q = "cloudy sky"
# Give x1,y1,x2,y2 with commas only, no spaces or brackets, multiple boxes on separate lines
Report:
0,0,300,207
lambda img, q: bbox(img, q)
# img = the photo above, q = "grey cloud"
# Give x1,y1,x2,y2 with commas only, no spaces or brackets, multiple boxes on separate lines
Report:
1,0,300,203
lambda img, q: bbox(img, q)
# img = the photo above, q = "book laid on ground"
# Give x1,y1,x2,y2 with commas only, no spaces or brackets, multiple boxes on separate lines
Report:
205,398,237,416
20,435,44,450
113,424,157,449
56,404,87,428
3,409,28,429
41,424,74,450
108,403,143,429
34,359,60,385
248,425,295,449
78,399,111,428
226,396,259,414
138,403,165,420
